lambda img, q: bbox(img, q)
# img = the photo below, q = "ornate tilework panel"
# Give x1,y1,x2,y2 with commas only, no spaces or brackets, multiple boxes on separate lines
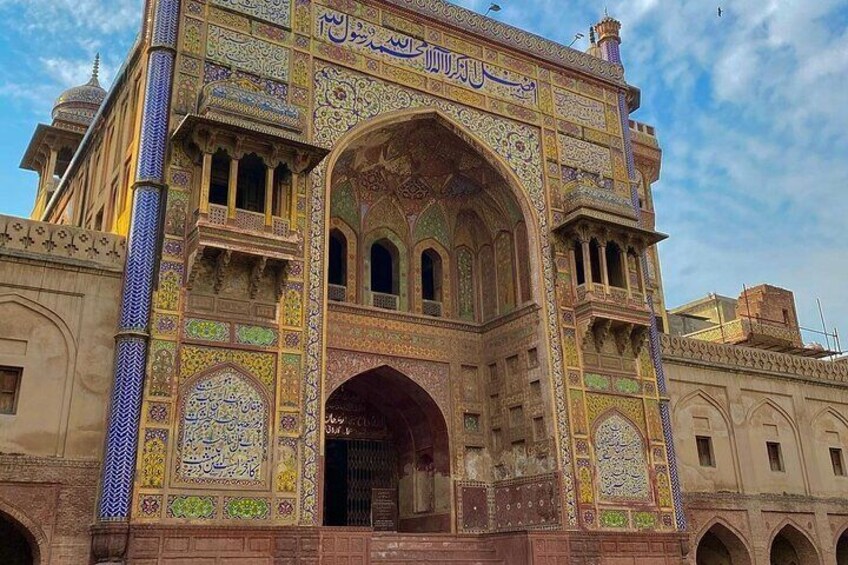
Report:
413,204,449,248
224,497,271,520
330,180,360,232
456,246,475,321
211,0,291,28
207,25,290,83
184,317,230,342
180,345,276,388
168,495,216,519
594,413,650,501
553,88,606,131
176,367,268,484
140,429,168,488
314,6,537,106
558,134,613,178
494,231,515,314
479,244,496,321
236,324,279,347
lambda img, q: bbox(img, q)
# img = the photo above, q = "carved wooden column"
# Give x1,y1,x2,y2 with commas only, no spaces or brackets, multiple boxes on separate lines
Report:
199,151,212,214
264,163,274,227
581,238,592,290
227,157,239,219
599,240,610,292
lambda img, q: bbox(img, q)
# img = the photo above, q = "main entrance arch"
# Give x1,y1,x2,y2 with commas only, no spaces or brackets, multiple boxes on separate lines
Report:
0,511,35,565
322,366,450,533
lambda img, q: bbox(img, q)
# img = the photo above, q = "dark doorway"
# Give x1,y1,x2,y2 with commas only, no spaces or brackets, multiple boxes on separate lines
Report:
371,240,397,295
837,530,848,565
421,249,441,301
696,523,752,565
322,367,450,533
0,515,34,565
328,229,347,287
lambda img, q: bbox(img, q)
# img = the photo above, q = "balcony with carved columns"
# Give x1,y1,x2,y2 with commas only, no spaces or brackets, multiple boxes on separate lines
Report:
172,79,329,294
553,169,666,356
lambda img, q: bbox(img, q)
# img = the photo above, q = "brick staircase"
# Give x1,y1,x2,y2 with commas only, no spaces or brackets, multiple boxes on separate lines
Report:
370,533,505,564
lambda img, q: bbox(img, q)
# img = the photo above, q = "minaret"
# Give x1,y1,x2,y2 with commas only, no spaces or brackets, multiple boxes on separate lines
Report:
593,14,623,65
20,54,105,220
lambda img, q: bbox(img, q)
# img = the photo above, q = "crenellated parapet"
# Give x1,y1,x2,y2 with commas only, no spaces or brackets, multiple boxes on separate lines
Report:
661,334,848,385
0,214,125,272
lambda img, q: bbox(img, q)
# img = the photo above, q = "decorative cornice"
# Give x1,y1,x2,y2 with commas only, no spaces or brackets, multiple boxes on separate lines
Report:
661,334,848,387
375,0,627,86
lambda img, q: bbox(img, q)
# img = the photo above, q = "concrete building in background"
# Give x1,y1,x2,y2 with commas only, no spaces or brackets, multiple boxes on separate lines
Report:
0,0,845,564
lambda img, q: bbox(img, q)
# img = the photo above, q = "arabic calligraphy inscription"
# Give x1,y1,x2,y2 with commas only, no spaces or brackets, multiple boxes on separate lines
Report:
177,367,268,484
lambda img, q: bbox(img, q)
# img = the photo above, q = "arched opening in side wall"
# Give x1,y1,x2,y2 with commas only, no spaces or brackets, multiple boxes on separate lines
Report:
770,524,820,565
0,511,35,565
695,522,752,565
836,528,848,565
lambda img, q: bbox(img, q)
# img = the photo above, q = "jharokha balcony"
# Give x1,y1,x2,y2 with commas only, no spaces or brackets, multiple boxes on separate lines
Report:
553,169,667,354
171,81,328,287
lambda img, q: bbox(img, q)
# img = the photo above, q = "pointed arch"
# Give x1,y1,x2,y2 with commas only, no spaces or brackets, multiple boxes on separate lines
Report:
748,397,809,492
412,238,451,317
591,409,651,502
675,389,742,488
768,520,822,565
694,517,753,565
364,196,408,238
175,363,271,485
413,203,450,249
0,496,48,564
328,218,358,303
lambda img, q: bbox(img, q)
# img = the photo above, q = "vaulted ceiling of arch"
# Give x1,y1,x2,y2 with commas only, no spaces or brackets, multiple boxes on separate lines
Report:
331,119,523,241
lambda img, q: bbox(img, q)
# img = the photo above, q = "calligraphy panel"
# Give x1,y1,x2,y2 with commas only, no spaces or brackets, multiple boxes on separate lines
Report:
210,0,291,28
207,24,290,83
558,134,613,178
314,6,537,106
593,413,650,501
176,367,269,485
553,87,606,131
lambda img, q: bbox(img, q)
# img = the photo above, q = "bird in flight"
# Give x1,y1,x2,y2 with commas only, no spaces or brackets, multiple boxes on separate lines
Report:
717,6,723,17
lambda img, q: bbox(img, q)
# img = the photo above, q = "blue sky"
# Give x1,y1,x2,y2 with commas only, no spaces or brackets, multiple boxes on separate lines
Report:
0,0,845,347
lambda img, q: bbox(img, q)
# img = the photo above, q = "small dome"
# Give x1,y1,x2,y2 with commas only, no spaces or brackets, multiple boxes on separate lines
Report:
52,55,106,128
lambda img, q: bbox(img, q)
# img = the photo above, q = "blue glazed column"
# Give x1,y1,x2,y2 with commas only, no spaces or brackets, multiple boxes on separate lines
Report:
595,17,687,531
97,0,180,530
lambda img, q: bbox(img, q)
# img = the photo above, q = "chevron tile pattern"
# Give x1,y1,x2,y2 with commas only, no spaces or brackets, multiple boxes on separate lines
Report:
99,337,148,519
97,0,179,522
118,186,161,331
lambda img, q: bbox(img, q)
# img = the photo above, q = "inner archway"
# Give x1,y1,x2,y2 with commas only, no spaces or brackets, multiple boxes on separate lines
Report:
0,512,34,565
326,112,536,322
696,522,752,565
323,366,450,533
770,524,820,565
836,529,847,565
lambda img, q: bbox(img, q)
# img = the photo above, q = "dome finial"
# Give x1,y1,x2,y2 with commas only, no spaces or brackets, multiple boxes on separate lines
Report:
89,54,100,86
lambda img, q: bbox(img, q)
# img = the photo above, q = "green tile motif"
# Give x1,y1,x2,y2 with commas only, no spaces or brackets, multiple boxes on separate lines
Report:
224,497,270,520
584,373,610,391
599,509,628,528
236,325,279,347
614,377,640,394
168,496,216,519
185,318,230,342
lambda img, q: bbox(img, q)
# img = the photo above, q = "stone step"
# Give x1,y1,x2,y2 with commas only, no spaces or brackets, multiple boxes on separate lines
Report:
370,534,504,565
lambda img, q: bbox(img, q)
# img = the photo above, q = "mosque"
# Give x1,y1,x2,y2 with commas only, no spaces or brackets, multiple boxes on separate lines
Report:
0,0,846,563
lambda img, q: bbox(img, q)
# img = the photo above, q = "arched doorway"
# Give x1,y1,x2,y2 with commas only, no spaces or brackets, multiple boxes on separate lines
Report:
0,512,35,565
695,522,752,565
836,528,848,565
323,367,450,533
770,524,820,565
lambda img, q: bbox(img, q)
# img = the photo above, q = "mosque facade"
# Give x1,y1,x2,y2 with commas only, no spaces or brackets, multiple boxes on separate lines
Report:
0,1,846,564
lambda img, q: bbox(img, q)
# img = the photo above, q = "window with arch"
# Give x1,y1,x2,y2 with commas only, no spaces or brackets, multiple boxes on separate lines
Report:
421,249,442,302
272,163,291,218
589,239,603,284
606,242,626,288
328,229,347,297
209,149,230,206
371,239,399,297
236,153,266,213
574,241,586,286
